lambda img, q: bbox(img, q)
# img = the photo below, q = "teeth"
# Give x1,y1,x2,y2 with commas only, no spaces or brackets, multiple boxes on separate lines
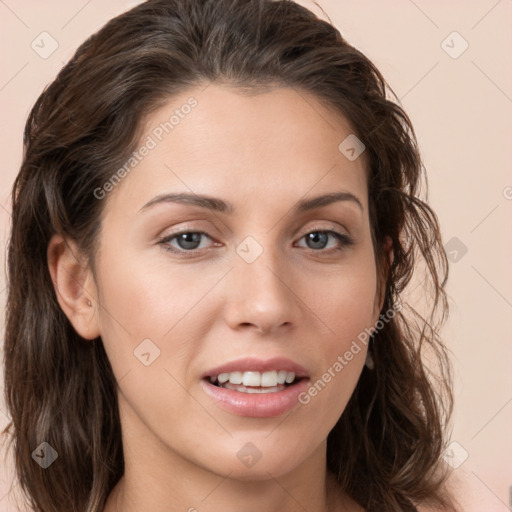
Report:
217,373,230,384
260,371,277,387
221,382,285,393
229,371,243,384
210,370,297,387
243,371,260,387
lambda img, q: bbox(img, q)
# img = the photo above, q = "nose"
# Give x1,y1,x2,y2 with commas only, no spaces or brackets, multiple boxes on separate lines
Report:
222,248,299,335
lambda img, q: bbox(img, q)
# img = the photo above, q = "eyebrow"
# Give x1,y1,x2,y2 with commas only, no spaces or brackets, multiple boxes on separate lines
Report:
139,190,363,214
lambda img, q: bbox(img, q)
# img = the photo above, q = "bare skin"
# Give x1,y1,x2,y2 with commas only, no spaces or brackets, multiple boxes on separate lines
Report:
48,84,387,512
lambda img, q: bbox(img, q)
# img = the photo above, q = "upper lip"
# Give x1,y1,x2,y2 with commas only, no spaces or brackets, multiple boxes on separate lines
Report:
201,357,310,379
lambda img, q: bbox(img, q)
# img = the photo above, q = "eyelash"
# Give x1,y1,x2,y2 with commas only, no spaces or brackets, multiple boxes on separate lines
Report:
157,228,354,257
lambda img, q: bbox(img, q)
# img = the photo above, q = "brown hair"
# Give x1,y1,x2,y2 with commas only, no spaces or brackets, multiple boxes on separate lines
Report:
2,0,455,510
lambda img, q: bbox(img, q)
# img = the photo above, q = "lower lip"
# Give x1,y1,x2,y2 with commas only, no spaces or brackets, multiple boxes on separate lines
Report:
200,378,310,418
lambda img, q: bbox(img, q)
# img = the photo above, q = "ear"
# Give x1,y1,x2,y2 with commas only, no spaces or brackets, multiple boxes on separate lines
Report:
372,236,394,319
47,234,100,340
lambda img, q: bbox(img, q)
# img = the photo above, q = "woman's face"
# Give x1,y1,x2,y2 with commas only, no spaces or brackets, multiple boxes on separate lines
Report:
89,84,382,479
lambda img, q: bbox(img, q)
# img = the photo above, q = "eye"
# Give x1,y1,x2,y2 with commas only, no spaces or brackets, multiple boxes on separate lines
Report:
159,231,215,253
157,228,353,256
296,230,353,251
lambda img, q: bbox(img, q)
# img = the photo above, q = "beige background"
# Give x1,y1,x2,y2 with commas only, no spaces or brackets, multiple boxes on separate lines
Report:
1,1,511,510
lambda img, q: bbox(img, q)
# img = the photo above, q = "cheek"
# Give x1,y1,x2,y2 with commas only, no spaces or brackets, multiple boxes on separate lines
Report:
296,257,377,419
308,257,378,344
94,247,227,378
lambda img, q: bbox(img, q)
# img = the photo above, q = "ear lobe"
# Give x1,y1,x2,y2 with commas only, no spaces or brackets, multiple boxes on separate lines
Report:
372,236,394,319
384,236,394,268
47,234,100,340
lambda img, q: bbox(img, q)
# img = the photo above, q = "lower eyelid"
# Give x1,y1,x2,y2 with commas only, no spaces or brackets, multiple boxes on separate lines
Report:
159,229,353,253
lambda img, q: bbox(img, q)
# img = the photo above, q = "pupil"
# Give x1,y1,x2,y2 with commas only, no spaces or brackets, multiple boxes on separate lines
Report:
307,232,327,249
178,232,201,250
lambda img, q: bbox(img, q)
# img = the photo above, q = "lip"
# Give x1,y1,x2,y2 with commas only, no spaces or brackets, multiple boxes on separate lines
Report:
200,377,310,418
201,357,310,379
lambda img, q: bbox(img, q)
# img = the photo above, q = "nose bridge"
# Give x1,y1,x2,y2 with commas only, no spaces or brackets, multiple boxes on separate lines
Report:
224,235,298,332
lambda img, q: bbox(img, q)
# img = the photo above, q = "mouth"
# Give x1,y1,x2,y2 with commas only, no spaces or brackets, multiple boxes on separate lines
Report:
200,357,310,417
204,370,306,394
200,359,311,417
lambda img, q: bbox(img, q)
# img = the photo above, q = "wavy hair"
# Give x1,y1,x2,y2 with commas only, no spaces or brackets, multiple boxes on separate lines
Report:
2,0,455,510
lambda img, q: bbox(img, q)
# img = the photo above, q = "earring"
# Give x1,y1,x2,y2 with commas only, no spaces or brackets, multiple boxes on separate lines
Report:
87,300,92,307
365,350,374,370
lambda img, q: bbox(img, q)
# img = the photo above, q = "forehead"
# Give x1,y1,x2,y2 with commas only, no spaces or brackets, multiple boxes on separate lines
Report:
103,84,369,217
